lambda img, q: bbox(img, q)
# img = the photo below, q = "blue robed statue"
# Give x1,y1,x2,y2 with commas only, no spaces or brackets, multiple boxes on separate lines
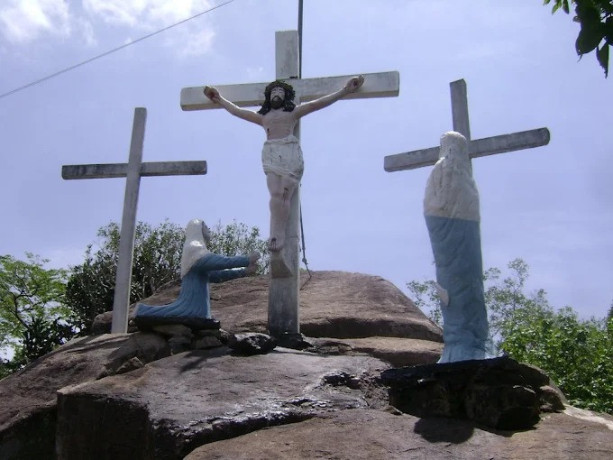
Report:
134,219,259,330
424,132,492,363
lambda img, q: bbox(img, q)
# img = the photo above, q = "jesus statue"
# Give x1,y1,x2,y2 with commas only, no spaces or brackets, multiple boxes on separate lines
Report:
204,75,364,252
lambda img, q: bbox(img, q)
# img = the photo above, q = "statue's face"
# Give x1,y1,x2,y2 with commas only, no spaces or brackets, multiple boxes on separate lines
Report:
270,86,285,109
270,86,285,101
201,222,211,244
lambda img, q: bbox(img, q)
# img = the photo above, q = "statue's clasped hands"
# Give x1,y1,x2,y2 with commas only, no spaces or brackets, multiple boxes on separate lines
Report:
245,251,261,275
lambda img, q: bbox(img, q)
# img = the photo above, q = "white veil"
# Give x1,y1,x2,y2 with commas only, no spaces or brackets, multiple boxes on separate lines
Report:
180,219,210,278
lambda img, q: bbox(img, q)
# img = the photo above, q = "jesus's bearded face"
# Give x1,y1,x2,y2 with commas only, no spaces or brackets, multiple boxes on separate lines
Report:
270,86,285,109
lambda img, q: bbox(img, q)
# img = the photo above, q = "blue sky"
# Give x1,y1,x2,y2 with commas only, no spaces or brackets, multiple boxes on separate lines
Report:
1,0,611,319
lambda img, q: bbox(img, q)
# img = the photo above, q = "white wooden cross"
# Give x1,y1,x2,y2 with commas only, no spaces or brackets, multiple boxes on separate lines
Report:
62,107,207,334
181,30,400,339
384,79,550,172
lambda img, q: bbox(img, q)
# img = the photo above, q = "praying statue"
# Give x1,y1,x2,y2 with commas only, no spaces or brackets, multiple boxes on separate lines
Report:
203,76,364,252
423,131,490,363
134,219,259,330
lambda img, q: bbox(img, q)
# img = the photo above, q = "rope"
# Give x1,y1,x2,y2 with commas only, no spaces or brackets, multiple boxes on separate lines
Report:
299,198,313,290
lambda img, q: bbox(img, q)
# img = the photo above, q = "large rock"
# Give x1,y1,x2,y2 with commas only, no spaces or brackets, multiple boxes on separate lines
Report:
4,271,611,459
56,348,388,459
0,333,168,459
309,337,442,367
94,271,443,342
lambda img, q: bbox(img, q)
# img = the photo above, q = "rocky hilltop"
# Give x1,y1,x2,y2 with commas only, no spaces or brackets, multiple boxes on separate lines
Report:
1,271,612,459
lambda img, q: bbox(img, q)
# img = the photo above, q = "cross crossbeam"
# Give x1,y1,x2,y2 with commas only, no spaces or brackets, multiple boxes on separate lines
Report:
383,79,550,173
181,71,399,111
385,128,550,172
62,161,206,179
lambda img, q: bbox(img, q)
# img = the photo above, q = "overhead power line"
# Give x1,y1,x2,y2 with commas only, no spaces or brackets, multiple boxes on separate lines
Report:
0,0,235,101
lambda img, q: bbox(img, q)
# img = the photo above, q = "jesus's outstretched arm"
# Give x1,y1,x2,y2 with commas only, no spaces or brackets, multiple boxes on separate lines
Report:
204,86,263,126
293,75,364,118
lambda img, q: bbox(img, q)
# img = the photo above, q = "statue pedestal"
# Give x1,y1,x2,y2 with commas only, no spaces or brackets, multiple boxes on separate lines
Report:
381,356,566,430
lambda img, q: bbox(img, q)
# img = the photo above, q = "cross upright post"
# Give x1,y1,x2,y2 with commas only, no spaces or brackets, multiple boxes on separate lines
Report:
384,79,550,172
62,107,207,333
267,30,302,339
180,30,400,340
450,79,471,140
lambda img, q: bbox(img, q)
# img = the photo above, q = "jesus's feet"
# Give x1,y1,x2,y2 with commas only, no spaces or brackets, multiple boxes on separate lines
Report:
268,236,285,252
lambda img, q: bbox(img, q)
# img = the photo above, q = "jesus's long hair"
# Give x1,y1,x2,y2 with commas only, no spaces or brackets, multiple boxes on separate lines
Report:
258,80,296,115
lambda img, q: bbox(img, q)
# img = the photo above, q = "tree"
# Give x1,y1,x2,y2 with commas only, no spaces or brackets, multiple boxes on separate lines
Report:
65,220,268,334
209,220,270,274
407,258,613,414
0,254,74,371
65,220,184,334
544,0,613,76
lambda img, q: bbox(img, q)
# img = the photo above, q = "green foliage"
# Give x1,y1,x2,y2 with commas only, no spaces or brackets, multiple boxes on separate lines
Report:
544,0,613,76
66,220,185,334
406,279,442,325
407,258,613,414
502,306,612,413
484,259,552,339
65,220,268,334
0,254,74,370
208,221,270,275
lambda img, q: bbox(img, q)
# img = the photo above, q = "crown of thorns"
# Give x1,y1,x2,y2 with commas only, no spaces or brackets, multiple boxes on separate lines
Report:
264,80,295,100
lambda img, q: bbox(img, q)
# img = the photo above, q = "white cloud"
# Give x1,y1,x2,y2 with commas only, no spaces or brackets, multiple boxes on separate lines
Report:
83,0,213,29
82,0,146,27
0,1,217,55
174,27,215,57
0,0,70,43
82,0,217,55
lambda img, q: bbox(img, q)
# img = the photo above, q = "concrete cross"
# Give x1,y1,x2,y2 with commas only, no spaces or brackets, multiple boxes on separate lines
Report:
62,107,207,334
181,30,399,339
384,79,550,172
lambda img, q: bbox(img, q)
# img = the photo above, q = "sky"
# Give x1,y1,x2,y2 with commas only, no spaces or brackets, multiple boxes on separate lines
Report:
0,0,611,320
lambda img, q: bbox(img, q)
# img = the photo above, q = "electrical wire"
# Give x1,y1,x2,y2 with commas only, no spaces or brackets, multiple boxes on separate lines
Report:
0,0,235,101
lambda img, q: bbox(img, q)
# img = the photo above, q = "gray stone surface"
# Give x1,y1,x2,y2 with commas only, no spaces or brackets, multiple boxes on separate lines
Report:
55,349,387,459
309,336,442,367
228,332,277,355
0,334,136,458
185,408,613,460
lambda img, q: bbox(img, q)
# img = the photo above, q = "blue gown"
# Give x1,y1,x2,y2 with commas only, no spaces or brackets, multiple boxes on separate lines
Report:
134,253,249,329
425,215,489,362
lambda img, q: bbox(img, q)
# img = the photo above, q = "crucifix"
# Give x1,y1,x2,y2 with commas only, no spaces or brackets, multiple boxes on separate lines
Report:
181,30,399,339
384,79,550,172
62,107,207,334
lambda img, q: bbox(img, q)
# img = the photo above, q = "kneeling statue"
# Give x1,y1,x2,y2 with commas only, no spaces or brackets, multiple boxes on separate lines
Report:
134,219,259,330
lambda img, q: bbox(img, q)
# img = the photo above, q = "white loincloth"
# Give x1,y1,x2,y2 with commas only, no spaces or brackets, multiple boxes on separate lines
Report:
261,135,304,179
